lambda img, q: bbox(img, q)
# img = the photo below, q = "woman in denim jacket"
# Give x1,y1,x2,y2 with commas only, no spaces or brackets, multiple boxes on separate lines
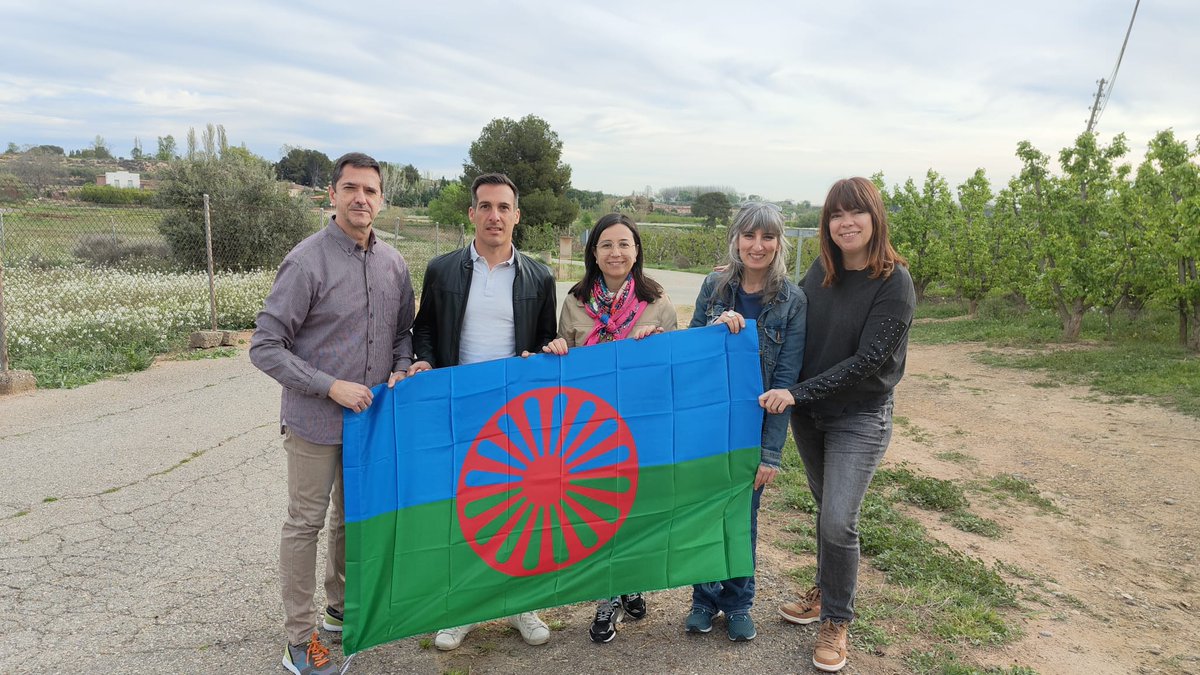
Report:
684,201,807,642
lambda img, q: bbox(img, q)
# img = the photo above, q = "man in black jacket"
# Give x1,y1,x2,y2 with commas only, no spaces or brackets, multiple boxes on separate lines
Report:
406,172,557,650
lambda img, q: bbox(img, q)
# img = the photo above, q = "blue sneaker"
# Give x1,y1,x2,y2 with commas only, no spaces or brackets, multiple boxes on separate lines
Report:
727,613,757,642
282,631,338,674
685,608,715,634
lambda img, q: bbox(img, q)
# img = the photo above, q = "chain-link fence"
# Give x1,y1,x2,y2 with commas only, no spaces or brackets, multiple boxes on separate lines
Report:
0,200,465,380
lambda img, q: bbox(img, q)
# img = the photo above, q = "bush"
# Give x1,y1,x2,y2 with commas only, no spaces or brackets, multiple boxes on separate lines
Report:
0,172,28,202
639,226,726,270
156,153,315,271
79,184,154,205
521,223,559,254
73,234,171,268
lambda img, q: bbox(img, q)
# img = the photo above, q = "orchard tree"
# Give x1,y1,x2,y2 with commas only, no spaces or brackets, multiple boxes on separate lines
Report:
463,115,578,244
693,191,732,226
947,169,1001,316
1136,130,1200,349
885,169,954,301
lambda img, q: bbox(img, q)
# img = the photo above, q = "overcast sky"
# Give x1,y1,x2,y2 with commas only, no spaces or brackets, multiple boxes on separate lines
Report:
2,0,1195,202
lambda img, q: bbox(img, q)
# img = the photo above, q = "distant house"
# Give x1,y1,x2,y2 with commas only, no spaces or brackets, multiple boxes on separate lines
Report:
97,171,141,189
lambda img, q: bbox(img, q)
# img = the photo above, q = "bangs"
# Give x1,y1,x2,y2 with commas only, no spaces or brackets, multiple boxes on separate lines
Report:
824,179,874,214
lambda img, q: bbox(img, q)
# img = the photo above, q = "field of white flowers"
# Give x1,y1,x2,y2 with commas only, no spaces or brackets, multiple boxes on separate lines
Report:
5,265,275,386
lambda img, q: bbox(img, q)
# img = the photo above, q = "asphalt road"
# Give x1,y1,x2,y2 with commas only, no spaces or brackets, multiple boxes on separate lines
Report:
0,267,712,674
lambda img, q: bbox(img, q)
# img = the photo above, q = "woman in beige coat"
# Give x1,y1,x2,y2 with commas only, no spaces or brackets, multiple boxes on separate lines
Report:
541,212,676,642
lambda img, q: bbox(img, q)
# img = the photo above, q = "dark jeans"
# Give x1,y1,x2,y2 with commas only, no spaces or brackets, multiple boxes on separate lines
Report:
690,485,763,617
791,396,893,623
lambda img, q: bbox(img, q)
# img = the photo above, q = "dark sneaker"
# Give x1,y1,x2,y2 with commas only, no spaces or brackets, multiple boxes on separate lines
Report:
620,593,647,620
589,598,623,643
727,613,757,642
321,606,343,633
684,608,715,634
813,619,849,672
282,631,338,675
779,586,822,625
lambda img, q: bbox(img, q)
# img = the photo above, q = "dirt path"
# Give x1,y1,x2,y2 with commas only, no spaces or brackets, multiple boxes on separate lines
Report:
869,343,1200,674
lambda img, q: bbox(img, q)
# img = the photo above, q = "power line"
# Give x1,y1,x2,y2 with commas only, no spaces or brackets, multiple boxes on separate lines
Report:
1086,0,1141,133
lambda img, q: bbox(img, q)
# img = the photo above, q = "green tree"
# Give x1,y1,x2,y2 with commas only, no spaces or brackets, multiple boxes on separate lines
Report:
1007,134,1130,340
1136,130,1200,349
156,150,312,271
947,169,1001,316
276,147,333,187
130,137,144,160
462,115,579,244
886,170,954,301
5,142,19,154
427,182,471,227
693,191,732,226
12,149,67,196
156,135,177,161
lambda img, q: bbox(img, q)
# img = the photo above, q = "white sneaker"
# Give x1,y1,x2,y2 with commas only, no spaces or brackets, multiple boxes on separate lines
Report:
508,612,550,646
434,623,475,651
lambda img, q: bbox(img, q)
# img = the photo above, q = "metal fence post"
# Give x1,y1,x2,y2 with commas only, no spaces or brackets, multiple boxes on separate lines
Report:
0,257,8,371
0,209,6,262
435,222,440,257
203,194,218,331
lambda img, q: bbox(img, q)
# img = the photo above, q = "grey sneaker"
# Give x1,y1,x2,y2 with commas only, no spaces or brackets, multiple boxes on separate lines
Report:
590,598,623,643
282,631,338,675
508,611,550,645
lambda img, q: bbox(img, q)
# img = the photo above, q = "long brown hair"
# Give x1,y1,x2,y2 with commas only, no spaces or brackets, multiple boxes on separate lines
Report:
569,213,664,303
817,177,907,287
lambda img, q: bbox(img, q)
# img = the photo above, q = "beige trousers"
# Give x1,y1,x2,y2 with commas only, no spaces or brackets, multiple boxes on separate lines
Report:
281,430,345,645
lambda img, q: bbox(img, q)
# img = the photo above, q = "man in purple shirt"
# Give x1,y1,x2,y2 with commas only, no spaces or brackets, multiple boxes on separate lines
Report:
251,152,415,675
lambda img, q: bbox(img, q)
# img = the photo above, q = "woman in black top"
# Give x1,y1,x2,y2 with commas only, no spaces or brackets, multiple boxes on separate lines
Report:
759,177,916,673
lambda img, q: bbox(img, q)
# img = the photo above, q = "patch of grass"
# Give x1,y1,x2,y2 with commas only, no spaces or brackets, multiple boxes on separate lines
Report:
981,474,1061,514
1029,379,1061,388
776,459,1023,669
978,342,1200,418
174,346,239,361
914,298,970,320
786,563,818,587
16,342,161,388
935,450,975,465
945,510,1004,538
418,637,432,649
907,647,1038,675
42,496,59,503
873,466,969,512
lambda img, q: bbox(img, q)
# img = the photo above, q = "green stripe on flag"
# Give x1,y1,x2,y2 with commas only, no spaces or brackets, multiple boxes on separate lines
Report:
343,446,758,653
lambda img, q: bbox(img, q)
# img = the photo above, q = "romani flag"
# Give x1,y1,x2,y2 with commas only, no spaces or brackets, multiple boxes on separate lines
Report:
340,322,763,654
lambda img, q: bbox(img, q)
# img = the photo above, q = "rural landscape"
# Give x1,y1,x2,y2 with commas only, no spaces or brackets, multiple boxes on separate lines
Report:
1,113,1198,674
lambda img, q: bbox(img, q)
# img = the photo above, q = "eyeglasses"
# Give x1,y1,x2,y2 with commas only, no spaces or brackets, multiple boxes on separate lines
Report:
596,241,636,252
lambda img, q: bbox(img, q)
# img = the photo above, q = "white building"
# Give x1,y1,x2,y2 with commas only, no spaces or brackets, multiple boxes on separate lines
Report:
104,171,140,189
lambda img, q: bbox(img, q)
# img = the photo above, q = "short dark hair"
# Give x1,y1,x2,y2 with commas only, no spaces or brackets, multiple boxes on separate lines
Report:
331,152,381,189
470,173,519,207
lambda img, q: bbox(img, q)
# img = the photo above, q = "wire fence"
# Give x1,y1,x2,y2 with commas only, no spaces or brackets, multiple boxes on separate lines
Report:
0,200,466,375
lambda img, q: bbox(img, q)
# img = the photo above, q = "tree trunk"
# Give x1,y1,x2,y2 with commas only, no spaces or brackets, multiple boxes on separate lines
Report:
913,279,929,303
1062,298,1085,341
968,298,979,318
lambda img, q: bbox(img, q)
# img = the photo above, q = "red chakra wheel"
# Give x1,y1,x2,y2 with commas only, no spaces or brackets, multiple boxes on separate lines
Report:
457,387,638,577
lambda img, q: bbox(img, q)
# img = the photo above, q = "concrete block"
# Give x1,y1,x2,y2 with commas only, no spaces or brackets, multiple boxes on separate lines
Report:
0,369,37,395
189,331,223,349
220,330,239,346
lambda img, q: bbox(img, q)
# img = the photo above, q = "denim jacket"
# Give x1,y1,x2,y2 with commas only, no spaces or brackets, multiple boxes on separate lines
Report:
689,272,807,468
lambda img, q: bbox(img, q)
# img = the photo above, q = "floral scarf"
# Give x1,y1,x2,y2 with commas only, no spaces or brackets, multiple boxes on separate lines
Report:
582,275,647,346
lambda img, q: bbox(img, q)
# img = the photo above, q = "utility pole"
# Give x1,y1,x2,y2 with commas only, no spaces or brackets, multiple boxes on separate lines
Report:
1085,78,1106,134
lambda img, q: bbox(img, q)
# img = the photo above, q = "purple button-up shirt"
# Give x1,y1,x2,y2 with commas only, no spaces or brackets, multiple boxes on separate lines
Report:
250,218,415,445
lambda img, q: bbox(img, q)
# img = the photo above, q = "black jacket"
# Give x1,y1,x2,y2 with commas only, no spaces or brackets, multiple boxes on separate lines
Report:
412,245,557,368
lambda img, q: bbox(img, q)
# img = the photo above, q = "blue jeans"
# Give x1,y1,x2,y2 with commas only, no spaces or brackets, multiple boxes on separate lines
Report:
790,396,893,623
691,486,763,617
